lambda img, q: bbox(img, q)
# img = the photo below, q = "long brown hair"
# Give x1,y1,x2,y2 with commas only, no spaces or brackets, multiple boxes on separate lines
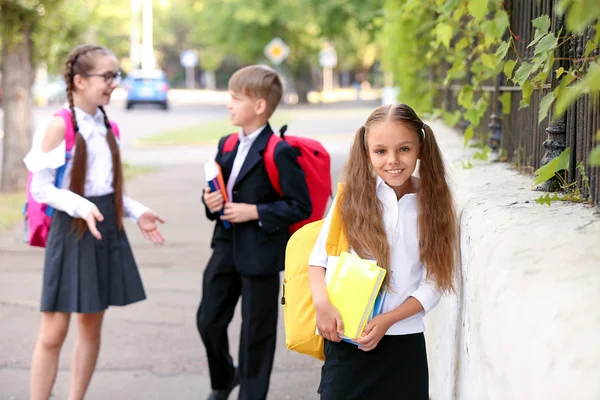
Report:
340,104,458,292
64,45,124,236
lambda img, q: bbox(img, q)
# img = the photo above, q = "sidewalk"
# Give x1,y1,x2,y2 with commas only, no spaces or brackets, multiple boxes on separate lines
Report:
0,142,352,400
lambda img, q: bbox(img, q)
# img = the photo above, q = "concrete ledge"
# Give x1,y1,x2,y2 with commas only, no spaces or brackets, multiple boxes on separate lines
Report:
425,120,600,400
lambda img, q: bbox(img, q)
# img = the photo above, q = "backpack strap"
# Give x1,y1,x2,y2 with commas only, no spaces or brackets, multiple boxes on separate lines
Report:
110,121,120,139
222,133,239,154
325,183,348,256
54,108,77,151
264,134,283,197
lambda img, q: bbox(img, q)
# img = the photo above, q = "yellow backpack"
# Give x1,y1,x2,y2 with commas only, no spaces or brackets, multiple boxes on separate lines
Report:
282,184,348,361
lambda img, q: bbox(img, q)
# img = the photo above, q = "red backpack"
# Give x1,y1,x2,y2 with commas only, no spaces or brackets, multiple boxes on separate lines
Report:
222,125,332,234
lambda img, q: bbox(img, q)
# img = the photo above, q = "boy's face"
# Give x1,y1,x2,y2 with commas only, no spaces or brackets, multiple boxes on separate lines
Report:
227,91,266,130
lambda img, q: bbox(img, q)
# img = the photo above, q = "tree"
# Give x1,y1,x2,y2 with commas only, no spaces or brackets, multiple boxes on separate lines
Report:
0,0,86,192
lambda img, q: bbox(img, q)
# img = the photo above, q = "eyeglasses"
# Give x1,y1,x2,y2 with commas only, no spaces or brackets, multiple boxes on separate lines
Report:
84,71,122,85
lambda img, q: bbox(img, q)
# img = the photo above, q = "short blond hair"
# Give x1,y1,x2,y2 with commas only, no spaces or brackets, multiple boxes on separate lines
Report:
228,65,283,118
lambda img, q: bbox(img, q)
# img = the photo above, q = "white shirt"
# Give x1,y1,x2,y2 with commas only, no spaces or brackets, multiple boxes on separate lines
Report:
23,107,148,221
225,125,265,201
308,176,441,335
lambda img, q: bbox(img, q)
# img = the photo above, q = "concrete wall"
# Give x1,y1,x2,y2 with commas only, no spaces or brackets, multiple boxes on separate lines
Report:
425,120,600,400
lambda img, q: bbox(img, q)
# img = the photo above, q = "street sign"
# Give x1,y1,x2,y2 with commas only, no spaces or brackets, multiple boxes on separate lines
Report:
180,50,198,68
319,45,337,69
264,37,290,65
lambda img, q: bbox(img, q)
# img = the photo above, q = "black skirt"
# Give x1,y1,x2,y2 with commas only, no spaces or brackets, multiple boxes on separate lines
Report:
40,194,146,313
318,333,429,400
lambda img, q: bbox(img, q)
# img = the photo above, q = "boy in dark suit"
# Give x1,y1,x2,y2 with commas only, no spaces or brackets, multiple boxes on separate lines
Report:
198,65,312,400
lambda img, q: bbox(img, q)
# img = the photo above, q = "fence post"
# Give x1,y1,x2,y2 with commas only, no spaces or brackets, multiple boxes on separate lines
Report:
487,72,503,154
536,11,568,192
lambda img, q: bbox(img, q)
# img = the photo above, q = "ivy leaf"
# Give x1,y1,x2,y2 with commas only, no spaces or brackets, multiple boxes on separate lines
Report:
555,62,600,117
538,91,555,124
534,33,558,56
589,144,600,166
467,0,488,21
585,41,598,57
519,80,534,109
458,85,474,109
536,194,551,206
480,10,510,39
504,59,517,79
555,67,566,79
564,0,599,35
533,147,570,185
500,91,512,114
513,62,535,85
495,40,510,61
436,22,454,49
444,110,462,127
481,54,499,69
532,15,551,32
463,125,474,148
455,37,470,51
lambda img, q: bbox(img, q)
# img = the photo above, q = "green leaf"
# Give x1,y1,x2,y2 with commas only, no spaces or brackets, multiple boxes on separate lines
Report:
495,40,510,61
467,0,488,21
589,144,600,166
533,147,570,185
504,59,517,79
462,159,474,169
532,15,551,32
500,91,512,114
463,125,474,148
565,0,599,35
585,40,598,58
481,54,499,69
520,80,534,109
455,37,470,51
536,194,551,206
534,33,558,56
436,22,454,49
538,91,555,124
443,110,462,127
554,62,600,117
480,10,510,39
458,85,474,108
555,67,566,79
514,62,535,85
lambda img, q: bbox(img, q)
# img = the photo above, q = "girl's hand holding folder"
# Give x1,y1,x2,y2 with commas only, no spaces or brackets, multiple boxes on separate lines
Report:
355,314,392,352
315,300,344,343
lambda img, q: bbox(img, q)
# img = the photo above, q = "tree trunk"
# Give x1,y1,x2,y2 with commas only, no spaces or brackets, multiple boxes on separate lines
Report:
1,20,34,192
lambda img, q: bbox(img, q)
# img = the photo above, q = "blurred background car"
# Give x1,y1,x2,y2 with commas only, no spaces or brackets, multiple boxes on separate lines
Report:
123,69,169,110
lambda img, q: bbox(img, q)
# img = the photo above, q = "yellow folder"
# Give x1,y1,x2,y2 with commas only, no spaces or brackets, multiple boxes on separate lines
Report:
326,251,386,340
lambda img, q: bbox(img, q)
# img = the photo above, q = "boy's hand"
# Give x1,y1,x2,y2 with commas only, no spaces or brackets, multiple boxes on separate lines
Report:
203,187,224,213
354,314,392,351
221,202,259,223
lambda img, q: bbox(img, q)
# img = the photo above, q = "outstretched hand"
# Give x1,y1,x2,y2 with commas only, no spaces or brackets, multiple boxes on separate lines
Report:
137,210,166,245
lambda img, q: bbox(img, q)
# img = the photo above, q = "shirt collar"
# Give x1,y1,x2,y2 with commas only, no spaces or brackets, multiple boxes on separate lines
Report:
73,107,107,139
238,124,266,143
375,175,419,199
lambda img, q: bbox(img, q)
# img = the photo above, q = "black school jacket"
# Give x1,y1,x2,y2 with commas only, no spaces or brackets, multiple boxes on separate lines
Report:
204,123,312,276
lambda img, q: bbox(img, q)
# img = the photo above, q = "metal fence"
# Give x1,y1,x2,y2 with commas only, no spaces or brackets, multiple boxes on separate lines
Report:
438,1,600,205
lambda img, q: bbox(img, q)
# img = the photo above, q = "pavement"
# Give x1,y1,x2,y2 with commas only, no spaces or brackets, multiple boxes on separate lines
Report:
0,100,376,400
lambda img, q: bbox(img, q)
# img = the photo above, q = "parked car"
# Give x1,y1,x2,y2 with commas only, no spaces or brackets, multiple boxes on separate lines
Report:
123,69,169,110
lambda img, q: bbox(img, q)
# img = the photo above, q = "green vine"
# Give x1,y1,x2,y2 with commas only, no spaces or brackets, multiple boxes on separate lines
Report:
381,0,600,174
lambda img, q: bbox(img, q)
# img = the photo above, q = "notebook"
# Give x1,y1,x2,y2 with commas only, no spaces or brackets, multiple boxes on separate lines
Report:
203,159,231,229
324,251,386,342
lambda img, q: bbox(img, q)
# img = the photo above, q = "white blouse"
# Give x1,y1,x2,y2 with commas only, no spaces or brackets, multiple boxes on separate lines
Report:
23,107,148,222
308,176,442,336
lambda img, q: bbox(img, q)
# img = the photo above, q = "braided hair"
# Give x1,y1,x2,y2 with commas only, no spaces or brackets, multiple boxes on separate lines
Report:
64,44,124,236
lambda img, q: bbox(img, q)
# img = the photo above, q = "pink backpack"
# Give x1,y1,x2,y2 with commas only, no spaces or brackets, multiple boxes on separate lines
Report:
23,108,120,247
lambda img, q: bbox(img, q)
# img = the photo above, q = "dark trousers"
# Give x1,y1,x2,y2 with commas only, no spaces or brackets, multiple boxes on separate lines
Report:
197,246,280,400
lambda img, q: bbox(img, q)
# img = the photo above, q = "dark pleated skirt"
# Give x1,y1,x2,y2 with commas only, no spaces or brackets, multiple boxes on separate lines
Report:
40,194,146,313
318,333,429,400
